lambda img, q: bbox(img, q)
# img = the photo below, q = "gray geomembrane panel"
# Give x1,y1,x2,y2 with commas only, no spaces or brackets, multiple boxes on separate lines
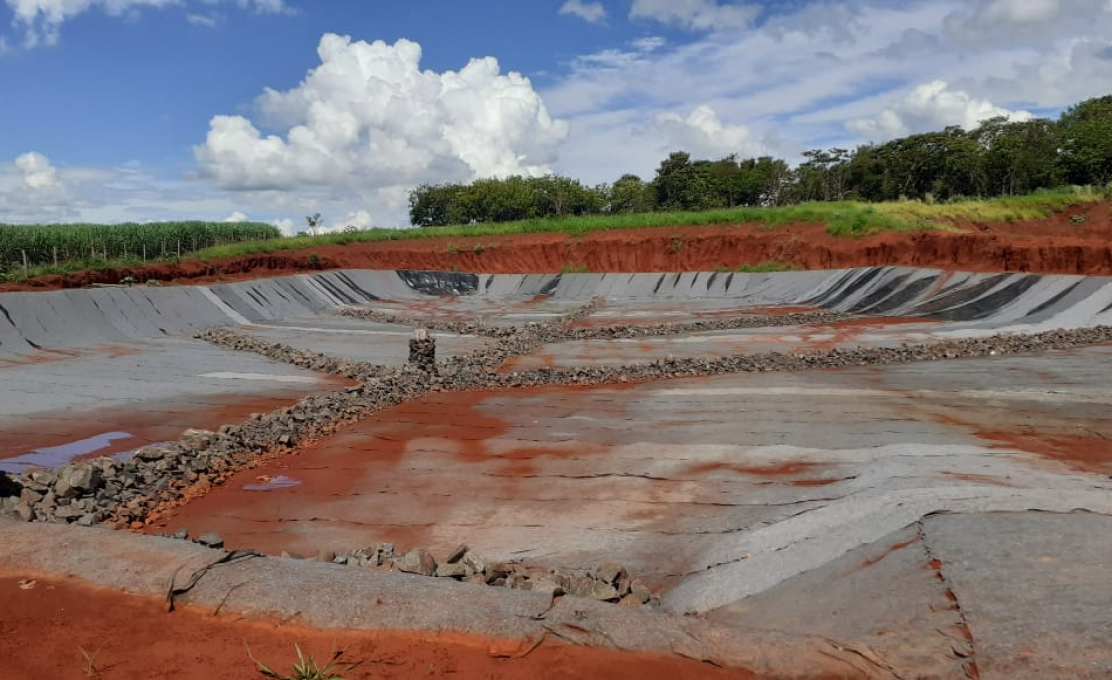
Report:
2,265,1111,679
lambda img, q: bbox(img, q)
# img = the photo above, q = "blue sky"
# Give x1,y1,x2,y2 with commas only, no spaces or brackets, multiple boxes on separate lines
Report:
1,0,1110,230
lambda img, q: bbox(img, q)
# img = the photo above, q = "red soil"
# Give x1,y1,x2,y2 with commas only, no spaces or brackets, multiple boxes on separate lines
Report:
3,201,1110,292
976,431,1112,475
145,385,623,555
0,572,756,680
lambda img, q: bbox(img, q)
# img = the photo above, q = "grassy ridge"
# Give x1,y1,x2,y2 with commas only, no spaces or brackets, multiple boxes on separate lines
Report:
192,189,1102,260
1,189,1104,283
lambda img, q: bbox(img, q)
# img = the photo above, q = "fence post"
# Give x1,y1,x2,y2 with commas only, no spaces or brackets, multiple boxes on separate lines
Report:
142,244,147,262
53,245,58,268
21,249,28,278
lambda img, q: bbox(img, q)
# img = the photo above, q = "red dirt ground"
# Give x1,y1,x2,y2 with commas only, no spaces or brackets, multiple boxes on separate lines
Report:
3,201,1110,292
0,572,758,680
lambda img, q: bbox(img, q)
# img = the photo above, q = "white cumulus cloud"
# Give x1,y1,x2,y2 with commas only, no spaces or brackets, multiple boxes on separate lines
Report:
222,210,249,222
846,81,1033,141
629,0,760,31
656,105,766,158
559,0,606,24
15,151,61,191
195,33,568,194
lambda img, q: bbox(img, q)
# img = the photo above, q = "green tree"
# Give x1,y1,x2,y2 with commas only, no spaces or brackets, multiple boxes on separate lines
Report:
609,174,655,213
409,183,468,227
529,175,605,217
973,117,1061,195
1058,95,1112,186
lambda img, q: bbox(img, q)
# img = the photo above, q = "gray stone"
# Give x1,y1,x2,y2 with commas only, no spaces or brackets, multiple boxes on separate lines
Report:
436,563,469,579
197,532,224,549
526,578,565,597
14,501,34,522
55,466,104,497
596,561,627,586
76,512,100,527
445,543,469,564
395,549,437,576
173,527,190,540
584,581,620,602
19,488,43,506
483,561,511,583
29,471,57,487
134,446,169,462
629,579,652,604
461,552,485,574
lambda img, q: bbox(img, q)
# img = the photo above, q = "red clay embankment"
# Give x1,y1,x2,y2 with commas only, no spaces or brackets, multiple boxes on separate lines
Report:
3,200,1110,292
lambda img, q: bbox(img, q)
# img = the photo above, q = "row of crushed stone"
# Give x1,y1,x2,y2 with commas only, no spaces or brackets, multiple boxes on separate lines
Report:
158,530,661,608
339,304,847,341
488,325,1112,387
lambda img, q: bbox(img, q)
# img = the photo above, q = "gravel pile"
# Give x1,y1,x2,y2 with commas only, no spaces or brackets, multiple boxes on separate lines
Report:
408,329,438,373
153,532,662,609
555,310,847,341
195,328,391,381
339,306,514,338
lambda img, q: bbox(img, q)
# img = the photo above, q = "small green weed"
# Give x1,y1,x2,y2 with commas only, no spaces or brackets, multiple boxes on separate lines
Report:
248,643,362,680
736,261,799,273
561,264,590,274
446,243,459,255
1070,214,1088,225
670,236,684,254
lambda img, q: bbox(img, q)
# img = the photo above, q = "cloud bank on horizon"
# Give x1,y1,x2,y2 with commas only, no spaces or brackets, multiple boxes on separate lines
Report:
1,0,1111,231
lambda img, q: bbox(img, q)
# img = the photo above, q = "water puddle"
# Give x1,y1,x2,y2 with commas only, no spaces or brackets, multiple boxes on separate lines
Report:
0,432,133,473
242,475,302,491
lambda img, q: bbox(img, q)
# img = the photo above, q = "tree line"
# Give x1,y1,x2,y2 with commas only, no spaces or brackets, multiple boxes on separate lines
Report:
409,94,1112,227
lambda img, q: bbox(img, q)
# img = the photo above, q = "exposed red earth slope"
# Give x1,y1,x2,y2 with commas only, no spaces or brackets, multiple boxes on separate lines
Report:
2,200,1109,292
0,573,759,679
